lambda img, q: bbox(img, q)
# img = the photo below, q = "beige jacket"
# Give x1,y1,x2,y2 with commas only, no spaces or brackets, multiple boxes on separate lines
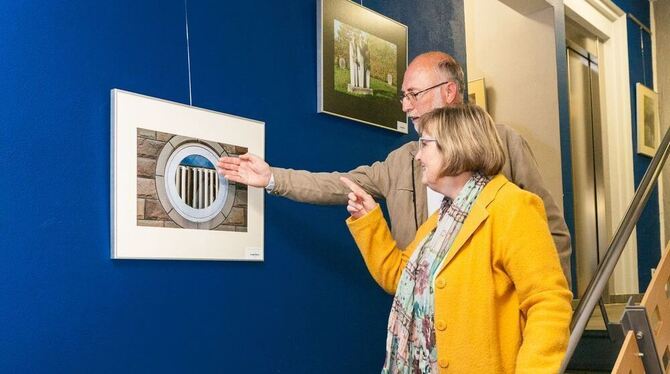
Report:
271,124,572,284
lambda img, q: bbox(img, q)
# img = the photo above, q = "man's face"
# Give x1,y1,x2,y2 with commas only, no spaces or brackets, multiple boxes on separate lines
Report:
401,64,453,131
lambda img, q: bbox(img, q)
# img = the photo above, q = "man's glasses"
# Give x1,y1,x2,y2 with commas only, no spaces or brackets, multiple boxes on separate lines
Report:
399,81,452,104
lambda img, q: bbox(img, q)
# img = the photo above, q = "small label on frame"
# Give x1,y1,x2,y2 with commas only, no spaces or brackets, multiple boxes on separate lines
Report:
245,247,262,260
397,121,408,133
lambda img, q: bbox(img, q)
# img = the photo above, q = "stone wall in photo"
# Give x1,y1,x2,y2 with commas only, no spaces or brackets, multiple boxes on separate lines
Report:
136,129,248,231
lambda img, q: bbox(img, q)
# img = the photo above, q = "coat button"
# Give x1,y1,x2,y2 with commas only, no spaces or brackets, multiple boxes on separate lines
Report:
439,358,449,368
436,279,446,288
436,320,447,331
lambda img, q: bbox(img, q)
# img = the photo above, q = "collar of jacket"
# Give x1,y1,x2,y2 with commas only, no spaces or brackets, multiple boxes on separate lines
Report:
409,140,419,157
426,174,510,276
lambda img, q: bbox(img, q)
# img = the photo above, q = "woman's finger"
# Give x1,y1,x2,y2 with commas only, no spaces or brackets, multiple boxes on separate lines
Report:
340,177,367,197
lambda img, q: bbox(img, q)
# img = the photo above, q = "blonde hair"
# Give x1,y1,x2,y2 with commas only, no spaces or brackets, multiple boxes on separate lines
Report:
418,104,505,176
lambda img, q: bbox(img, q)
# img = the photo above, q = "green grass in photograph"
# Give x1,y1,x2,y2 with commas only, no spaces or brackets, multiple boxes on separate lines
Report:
334,66,397,104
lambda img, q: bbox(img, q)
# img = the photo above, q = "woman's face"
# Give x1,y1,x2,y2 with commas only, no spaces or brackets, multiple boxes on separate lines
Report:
415,129,446,189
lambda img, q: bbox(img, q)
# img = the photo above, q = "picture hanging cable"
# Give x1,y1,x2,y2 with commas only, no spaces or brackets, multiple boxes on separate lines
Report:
626,13,651,88
640,27,647,87
184,0,193,106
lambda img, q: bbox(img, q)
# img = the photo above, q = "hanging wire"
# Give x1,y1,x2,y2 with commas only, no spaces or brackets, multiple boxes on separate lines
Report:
627,13,651,88
184,0,193,105
640,26,647,87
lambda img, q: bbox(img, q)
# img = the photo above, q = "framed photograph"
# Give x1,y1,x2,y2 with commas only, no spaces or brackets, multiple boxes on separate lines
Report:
317,0,408,133
636,83,660,157
468,78,487,111
111,89,264,261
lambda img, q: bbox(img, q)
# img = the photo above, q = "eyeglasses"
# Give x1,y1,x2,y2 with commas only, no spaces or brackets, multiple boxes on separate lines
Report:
418,137,438,150
399,81,452,104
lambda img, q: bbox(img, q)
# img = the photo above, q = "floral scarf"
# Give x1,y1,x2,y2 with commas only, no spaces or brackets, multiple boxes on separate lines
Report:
381,173,491,373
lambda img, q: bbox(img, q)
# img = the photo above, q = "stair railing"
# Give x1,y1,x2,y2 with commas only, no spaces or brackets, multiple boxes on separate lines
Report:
560,124,670,373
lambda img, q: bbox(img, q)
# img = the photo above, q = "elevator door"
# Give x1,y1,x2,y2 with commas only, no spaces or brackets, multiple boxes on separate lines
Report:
567,42,608,297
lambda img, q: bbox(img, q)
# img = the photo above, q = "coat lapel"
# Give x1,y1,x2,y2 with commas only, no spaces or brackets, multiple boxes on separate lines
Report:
436,202,489,273
434,175,509,276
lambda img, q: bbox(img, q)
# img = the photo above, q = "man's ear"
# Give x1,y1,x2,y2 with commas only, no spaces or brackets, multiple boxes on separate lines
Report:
444,81,459,105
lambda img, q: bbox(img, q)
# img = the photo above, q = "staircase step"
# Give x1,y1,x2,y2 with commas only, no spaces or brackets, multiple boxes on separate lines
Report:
566,298,643,372
566,330,623,371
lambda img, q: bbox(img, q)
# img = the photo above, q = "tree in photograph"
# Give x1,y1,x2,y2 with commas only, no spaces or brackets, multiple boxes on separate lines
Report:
333,20,360,69
369,36,397,85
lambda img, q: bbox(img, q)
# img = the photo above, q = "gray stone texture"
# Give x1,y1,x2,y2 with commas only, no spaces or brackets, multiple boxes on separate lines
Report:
144,199,170,220
137,128,156,139
223,207,245,225
168,135,190,148
156,131,173,142
137,157,157,178
168,209,197,229
137,199,145,219
137,178,157,199
155,143,173,177
234,188,247,207
222,144,236,155
205,141,224,155
137,219,164,227
137,138,165,158
214,225,237,232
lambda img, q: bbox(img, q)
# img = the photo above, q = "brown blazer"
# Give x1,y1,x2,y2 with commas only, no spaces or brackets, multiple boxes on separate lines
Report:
270,124,572,285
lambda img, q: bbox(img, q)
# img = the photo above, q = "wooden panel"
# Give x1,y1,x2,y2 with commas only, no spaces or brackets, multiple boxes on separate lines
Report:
612,330,645,374
641,242,670,371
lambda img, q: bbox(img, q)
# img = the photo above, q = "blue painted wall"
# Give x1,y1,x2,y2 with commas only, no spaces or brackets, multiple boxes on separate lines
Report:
612,0,659,290
0,0,465,372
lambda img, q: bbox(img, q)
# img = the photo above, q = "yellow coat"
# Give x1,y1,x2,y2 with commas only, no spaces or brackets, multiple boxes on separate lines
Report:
346,175,572,373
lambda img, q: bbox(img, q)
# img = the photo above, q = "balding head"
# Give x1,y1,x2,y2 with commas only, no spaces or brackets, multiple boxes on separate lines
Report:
401,51,465,129
409,51,465,102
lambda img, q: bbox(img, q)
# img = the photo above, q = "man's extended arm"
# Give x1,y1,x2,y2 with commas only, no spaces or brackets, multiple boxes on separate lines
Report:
217,152,384,203
269,142,419,206
269,162,388,205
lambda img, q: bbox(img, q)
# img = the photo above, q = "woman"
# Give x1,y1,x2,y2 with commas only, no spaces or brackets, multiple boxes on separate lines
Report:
340,104,572,373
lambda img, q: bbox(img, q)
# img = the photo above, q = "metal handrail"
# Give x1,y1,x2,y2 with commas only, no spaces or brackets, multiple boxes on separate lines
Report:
560,125,670,373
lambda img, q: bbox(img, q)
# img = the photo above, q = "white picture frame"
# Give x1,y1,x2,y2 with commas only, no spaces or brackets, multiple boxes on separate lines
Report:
111,89,265,261
636,83,660,158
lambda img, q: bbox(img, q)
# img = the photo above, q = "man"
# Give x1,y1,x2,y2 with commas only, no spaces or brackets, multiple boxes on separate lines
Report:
218,51,572,284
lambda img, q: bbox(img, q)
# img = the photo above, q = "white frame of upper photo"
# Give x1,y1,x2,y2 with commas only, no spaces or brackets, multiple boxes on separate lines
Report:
636,83,661,158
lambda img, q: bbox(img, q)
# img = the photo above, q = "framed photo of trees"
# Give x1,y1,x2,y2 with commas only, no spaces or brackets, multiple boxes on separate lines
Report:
317,0,408,133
